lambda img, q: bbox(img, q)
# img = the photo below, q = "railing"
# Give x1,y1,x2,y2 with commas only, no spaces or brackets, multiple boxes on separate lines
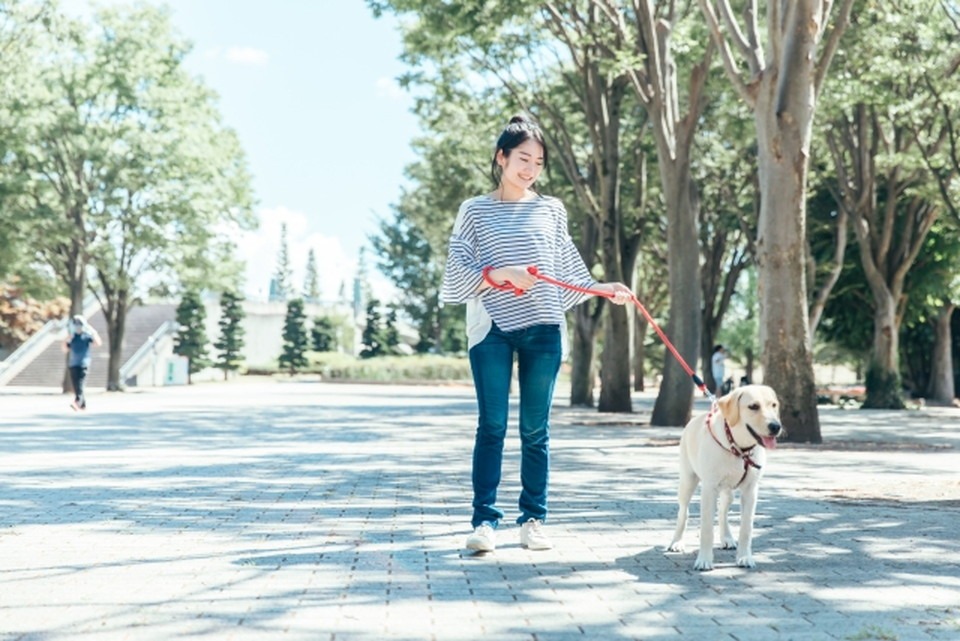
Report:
0,294,100,386
119,320,181,383
0,318,65,385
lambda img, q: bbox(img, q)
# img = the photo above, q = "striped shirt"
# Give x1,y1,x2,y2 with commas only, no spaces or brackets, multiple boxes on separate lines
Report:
440,194,598,349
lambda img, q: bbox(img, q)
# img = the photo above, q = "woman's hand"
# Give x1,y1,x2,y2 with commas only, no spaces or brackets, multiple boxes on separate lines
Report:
485,265,538,291
598,282,633,305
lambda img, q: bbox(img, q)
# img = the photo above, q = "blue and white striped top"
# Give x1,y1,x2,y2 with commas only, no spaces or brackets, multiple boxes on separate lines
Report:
440,194,598,349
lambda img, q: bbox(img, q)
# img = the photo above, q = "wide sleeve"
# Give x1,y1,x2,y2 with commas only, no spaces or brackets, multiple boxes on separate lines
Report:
555,202,598,310
440,200,485,304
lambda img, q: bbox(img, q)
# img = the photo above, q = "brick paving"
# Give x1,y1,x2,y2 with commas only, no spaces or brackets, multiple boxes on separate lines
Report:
0,379,958,640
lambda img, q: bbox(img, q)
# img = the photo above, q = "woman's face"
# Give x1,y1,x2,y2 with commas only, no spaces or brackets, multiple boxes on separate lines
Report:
498,138,544,192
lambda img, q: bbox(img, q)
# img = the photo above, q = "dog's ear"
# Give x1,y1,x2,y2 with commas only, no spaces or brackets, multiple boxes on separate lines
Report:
718,391,741,425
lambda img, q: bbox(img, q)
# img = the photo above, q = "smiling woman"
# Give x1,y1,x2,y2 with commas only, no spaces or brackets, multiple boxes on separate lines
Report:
440,114,633,554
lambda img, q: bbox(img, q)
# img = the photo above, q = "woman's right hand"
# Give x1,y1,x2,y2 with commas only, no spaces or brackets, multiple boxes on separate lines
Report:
486,265,538,291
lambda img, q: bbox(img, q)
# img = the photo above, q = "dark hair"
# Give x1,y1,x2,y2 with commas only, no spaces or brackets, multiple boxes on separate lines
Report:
713,344,723,353
490,115,548,187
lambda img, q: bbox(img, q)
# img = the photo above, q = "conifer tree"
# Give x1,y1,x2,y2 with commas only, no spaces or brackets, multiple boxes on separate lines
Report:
214,290,245,380
272,222,293,301
173,290,211,384
279,298,309,374
384,306,400,355
311,316,337,352
304,248,321,302
360,298,384,359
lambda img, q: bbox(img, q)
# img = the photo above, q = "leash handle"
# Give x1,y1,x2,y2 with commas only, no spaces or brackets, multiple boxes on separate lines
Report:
482,266,525,296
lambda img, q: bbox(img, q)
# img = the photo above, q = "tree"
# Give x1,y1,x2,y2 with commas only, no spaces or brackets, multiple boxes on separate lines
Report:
821,0,959,408
311,316,337,353
214,290,245,380
279,298,309,374
4,4,254,390
304,248,321,303
384,306,401,355
371,0,659,411
173,290,211,384
699,0,856,442
272,223,293,301
360,298,385,359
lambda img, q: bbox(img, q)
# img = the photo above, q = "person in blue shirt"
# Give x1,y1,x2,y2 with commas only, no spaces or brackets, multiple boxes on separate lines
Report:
63,314,101,411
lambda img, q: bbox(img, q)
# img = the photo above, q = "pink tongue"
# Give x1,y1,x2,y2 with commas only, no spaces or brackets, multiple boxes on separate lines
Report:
762,436,777,450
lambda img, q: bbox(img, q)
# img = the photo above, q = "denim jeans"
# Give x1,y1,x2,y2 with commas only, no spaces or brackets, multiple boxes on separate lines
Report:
468,322,562,528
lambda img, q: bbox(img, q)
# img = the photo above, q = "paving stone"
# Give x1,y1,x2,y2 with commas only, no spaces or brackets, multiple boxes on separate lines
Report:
0,381,958,640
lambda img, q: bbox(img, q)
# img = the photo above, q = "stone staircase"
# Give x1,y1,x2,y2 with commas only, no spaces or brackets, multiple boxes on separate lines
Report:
7,304,177,388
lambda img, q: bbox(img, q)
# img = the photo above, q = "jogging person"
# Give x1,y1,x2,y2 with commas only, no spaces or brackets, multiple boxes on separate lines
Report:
64,314,101,410
440,115,632,552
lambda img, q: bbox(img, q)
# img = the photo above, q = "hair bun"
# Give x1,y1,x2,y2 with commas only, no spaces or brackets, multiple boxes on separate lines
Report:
509,115,529,125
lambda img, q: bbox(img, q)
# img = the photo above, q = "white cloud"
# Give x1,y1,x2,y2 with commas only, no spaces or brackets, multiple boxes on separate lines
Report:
234,207,355,303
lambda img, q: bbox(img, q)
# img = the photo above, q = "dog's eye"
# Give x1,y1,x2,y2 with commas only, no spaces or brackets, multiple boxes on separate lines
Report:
748,403,760,411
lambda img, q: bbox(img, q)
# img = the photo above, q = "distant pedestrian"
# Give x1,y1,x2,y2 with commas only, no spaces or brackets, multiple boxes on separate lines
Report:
711,344,726,394
63,315,101,411
440,115,632,553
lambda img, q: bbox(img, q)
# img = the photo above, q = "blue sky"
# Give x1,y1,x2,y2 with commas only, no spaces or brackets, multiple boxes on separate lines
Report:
64,0,419,301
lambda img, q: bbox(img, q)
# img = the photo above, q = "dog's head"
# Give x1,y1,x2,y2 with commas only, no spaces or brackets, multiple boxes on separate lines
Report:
717,384,784,449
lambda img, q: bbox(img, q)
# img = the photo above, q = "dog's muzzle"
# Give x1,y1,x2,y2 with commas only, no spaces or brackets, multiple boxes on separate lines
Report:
747,421,782,449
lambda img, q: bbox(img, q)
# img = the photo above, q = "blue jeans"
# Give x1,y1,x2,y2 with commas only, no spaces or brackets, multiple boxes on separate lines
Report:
468,322,562,528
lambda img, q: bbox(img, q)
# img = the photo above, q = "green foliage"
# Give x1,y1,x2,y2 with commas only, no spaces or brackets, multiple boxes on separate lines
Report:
272,223,293,301
311,316,337,353
173,290,211,379
360,298,386,358
213,290,245,378
310,352,471,382
279,298,309,374
304,248,321,302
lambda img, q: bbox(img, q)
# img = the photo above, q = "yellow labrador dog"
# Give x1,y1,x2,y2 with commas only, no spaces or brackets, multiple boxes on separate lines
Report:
667,385,783,570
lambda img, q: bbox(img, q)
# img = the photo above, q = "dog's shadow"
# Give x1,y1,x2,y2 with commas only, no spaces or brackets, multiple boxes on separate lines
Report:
615,544,757,580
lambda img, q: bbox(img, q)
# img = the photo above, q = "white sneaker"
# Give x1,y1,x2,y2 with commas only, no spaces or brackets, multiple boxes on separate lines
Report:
520,518,553,550
465,523,496,552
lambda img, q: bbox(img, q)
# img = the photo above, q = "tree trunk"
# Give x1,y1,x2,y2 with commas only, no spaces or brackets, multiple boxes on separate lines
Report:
570,303,599,407
651,165,701,426
593,74,633,413
861,290,904,409
926,303,955,405
598,303,632,412
633,313,648,392
755,97,821,442
105,290,129,391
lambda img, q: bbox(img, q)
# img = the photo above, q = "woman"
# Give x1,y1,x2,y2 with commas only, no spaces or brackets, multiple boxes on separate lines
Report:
440,115,632,552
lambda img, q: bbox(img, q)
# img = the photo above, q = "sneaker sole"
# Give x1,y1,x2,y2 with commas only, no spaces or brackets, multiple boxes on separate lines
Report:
465,541,494,552
521,542,553,550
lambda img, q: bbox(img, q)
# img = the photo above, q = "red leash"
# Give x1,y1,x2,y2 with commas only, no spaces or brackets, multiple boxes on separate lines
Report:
483,265,712,400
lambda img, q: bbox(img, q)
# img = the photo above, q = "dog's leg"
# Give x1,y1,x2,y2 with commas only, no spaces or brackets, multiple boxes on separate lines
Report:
736,482,759,568
718,487,736,550
667,465,698,553
694,484,717,571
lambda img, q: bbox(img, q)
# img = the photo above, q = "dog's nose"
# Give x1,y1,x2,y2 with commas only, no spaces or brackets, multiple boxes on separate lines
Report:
768,421,782,435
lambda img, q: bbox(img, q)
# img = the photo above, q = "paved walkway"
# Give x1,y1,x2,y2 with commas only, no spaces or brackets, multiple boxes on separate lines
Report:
1,380,959,641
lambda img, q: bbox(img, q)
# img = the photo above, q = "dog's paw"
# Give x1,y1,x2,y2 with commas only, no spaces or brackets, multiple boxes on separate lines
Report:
666,541,685,553
721,537,737,550
693,554,714,571
736,554,756,568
